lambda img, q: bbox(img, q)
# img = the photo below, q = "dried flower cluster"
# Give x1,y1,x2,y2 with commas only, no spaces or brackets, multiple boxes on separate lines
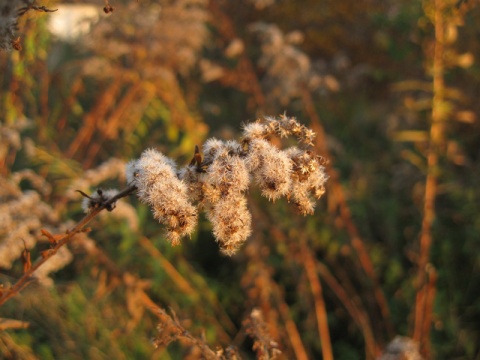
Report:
249,23,340,110
82,0,209,78
244,308,282,360
127,115,328,255
80,188,120,213
378,336,423,360
0,173,72,285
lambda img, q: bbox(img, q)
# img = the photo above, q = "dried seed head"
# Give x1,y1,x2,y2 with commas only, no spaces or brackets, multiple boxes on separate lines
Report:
242,121,268,141
288,181,316,215
285,147,328,215
103,4,114,14
202,138,226,163
246,139,292,201
206,194,252,256
263,114,317,145
206,149,250,196
128,148,198,245
125,115,327,254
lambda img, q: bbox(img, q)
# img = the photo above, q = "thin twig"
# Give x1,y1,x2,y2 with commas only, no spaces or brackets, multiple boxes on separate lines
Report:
18,4,58,16
0,185,137,307
141,295,222,359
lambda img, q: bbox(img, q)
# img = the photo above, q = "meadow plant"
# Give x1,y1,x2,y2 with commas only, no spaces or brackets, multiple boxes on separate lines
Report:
126,115,328,255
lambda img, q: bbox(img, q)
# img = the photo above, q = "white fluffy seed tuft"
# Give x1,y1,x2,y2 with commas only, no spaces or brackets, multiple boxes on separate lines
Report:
245,139,292,201
129,148,198,245
206,194,252,256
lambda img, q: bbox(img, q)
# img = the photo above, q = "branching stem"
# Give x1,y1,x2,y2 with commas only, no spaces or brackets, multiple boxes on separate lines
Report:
0,185,137,307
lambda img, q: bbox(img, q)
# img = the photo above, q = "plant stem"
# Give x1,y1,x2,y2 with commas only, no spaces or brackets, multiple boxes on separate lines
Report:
0,185,137,307
413,0,445,355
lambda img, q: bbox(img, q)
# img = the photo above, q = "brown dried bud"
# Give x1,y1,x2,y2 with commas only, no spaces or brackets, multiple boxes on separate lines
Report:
11,37,22,51
103,4,114,14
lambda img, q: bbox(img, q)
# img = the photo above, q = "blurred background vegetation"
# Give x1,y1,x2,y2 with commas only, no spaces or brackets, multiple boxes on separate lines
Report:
1,0,480,359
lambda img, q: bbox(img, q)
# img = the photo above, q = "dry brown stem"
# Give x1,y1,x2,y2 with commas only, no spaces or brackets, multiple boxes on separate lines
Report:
84,83,143,167
277,301,308,360
413,0,445,355
0,318,30,331
18,4,57,16
241,231,309,359
301,245,333,360
0,331,37,360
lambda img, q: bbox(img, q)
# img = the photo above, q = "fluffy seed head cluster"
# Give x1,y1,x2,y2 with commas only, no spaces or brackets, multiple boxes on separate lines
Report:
285,147,327,214
127,115,328,255
127,149,198,245
243,114,327,214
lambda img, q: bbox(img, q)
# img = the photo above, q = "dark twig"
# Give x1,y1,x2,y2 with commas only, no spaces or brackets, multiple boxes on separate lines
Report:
18,4,58,16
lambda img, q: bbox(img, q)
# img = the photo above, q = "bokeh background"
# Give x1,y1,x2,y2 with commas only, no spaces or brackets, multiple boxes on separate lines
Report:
1,0,480,359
